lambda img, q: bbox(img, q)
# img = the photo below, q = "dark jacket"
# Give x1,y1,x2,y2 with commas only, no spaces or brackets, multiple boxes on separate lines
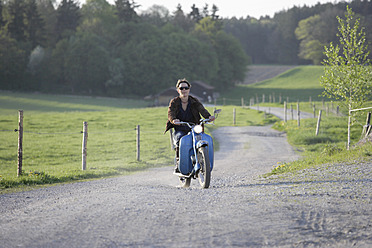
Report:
165,96,211,133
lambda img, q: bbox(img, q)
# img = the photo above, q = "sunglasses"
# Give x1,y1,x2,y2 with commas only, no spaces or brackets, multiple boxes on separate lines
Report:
179,87,190,90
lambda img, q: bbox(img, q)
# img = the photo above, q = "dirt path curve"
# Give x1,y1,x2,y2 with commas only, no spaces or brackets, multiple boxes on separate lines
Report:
243,65,297,85
1,109,371,247
249,106,314,120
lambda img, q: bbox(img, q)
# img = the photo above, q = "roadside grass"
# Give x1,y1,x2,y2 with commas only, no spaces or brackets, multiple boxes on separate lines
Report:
220,66,325,105
265,115,372,177
0,92,277,193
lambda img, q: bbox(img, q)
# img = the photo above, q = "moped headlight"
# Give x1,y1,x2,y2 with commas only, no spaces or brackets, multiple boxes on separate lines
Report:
194,125,203,134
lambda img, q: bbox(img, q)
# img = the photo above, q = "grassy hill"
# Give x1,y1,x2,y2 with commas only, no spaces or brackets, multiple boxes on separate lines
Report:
221,65,325,105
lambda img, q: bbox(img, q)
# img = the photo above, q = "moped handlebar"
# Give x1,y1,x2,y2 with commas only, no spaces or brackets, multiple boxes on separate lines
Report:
173,121,194,128
174,118,213,127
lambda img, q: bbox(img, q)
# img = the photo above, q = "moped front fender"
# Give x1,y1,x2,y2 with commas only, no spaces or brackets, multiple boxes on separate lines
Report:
196,140,208,149
196,134,214,172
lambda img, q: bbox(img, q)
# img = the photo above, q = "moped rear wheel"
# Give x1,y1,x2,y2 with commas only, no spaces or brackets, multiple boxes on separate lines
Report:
179,177,191,188
198,147,210,188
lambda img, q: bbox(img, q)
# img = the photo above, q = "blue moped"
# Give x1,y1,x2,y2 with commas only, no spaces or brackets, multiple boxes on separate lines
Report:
173,109,221,188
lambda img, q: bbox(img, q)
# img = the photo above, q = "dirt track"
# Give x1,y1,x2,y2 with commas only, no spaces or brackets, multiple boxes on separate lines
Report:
1,109,371,247
243,65,297,85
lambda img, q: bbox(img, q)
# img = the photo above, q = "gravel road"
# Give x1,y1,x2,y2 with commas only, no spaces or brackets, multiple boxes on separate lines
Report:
1,108,371,247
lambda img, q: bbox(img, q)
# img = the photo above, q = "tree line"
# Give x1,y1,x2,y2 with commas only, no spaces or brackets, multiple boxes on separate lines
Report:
0,0,249,96
225,0,372,65
0,0,371,97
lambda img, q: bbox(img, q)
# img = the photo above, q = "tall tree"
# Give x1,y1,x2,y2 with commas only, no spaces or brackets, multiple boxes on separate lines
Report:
212,31,250,89
141,4,170,27
25,0,45,48
295,15,325,64
295,7,344,65
0,1,5,28
80,0,118,37
210,4,219,20
115,0,139,22
0,33,27,90
7,0,27,42
320,6,372,149
188,4,202,23
36,0,58,47
55,0,81,40
171,4,194,32
65,32,110,94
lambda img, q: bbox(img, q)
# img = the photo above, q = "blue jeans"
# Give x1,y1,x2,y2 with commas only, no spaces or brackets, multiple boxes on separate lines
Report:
173,130,189,148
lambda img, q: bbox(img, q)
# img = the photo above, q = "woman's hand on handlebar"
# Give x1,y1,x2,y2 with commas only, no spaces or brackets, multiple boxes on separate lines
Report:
209,116,215,121
173,119,181,125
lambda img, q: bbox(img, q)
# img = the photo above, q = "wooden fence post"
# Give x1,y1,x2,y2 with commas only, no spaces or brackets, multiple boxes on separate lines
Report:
348,112,351,150
361,112,371,138
316,110,322,136
291,104,294,120
233,108,236,125
17,110,23,177
136,125,140,161
313,103,316,118
82,121,88,170
284,101,287,122
297,101,300,127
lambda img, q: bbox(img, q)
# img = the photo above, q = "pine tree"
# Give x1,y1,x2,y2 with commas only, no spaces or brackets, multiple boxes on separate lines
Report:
25,0,45,48
56,0,81,39
115,0,139,22
7,0,27,41
0,1,6,28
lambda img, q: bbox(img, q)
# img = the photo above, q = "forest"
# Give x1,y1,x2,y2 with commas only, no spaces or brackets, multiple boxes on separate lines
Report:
0,0,371,97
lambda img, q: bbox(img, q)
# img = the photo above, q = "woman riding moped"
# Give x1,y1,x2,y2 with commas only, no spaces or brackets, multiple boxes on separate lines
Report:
165,79,215,173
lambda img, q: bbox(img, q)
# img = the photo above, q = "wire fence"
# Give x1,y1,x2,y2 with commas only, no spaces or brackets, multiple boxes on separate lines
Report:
1,110,171,177
216,93,325,106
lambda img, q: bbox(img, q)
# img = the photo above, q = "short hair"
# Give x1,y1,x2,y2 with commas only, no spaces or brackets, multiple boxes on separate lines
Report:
176,78,191,88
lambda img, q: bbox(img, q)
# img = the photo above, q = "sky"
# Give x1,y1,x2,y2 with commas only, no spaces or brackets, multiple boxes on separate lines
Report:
97,0,346,19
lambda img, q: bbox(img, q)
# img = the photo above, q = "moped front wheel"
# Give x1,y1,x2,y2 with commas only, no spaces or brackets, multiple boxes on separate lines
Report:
197,147,210,188
179,177,191,188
